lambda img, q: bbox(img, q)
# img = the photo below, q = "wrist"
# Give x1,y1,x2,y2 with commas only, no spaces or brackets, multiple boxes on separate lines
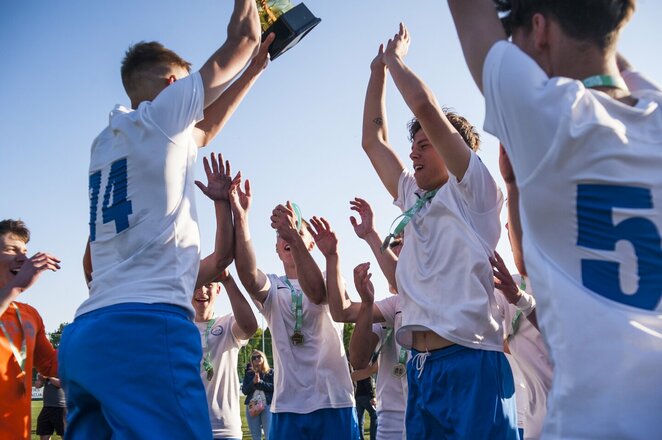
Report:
515,291,536,316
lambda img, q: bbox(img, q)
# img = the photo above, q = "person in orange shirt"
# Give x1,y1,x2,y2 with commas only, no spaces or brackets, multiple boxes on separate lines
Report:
0,219,61,439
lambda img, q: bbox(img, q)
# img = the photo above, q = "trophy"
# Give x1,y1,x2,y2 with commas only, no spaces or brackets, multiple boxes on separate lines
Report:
257,0,321,60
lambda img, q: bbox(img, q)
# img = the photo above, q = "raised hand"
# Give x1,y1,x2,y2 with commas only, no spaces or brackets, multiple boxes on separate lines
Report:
353,262,375,304
308,216,338,257
195,152,240,201
270,201,299,243
229,179,252,218
490,251,521,304
370,43,386,72
12,252,61,291
383,23,410,63
349,197,376,240
246,32,276,75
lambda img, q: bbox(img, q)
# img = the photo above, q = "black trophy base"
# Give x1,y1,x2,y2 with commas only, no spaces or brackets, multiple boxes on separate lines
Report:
263,3,321,60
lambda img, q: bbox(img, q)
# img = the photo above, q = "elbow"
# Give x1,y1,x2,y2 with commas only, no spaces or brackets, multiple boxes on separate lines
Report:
409,93,438,119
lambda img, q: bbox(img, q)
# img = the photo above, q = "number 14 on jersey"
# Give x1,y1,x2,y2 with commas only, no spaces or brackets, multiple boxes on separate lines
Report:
88,158,133,242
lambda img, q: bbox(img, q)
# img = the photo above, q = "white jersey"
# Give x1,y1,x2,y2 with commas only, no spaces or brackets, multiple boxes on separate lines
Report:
374,295,407,440
79,72,205,318
484,41,662,439
495,276,552,440
394,155,504,351
258,274,354,413
196,314,248,439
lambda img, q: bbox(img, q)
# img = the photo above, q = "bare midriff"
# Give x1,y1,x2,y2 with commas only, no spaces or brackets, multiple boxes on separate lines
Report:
412,330,455,352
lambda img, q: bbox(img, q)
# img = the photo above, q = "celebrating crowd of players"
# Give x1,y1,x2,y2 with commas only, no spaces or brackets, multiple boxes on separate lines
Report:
2,0,661,439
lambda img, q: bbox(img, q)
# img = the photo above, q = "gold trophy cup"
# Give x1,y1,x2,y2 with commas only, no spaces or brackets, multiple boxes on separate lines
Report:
257,0,321,60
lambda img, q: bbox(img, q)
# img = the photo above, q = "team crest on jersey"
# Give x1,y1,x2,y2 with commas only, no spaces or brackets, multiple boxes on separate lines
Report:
211,325,224,336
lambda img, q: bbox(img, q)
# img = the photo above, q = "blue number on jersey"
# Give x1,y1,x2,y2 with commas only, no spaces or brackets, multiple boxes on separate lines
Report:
577,184,662,310
88,158,133,241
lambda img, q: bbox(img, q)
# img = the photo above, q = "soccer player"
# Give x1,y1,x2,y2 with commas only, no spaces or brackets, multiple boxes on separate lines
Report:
449,0,662,436
59,3,261,436
231,179,359,439
360,25,514,438
0,219,60,439
192,270,257,440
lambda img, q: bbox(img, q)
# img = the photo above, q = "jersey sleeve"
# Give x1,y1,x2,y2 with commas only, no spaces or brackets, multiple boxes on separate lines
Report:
30,309,58,378
450,151,503,214
375,296,397,327
483,41,578,183
146,71,205,143
394,169,418,212
226,314,250,348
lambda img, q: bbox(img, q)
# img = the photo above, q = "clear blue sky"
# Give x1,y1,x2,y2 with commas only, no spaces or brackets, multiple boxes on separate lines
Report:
2,1,661,333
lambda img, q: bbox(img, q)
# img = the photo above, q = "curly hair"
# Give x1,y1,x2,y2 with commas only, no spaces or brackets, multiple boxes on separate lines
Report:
407,109,481,152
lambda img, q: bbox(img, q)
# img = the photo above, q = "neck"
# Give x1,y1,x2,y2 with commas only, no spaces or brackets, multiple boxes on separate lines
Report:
283,262,298,279
194,308,214,323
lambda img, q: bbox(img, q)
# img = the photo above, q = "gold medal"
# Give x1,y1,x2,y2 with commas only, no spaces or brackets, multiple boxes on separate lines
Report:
392,363,406,378
291,331,304,345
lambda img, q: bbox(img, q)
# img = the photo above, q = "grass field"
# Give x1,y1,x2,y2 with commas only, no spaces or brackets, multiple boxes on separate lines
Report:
31,400,371,439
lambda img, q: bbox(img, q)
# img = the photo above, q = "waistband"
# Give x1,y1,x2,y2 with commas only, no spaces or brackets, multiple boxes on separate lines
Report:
74,302,190,320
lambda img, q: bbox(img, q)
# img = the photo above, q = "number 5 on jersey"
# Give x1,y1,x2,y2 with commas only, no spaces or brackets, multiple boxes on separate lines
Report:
89,158,133,242
577,184,662,310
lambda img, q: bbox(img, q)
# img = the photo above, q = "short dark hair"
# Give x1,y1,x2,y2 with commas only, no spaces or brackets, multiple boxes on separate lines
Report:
494,0,635,48
121,41,192,95
0,219,30,243
407,109,481,152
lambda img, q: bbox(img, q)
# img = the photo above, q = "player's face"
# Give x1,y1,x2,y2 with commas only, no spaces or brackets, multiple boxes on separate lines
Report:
192,282,220,316
409,130,448,191
275,229,314,264
0,234,28,290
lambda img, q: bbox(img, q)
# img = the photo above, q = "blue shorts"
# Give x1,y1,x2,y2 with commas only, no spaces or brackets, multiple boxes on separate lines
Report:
406,345,519,440
58,303,212,439
269,407,360,440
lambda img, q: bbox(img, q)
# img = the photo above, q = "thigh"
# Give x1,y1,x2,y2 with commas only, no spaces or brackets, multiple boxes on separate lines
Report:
61,305,213,440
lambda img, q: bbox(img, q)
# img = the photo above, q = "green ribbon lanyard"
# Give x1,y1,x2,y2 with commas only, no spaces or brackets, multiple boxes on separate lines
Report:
202,318,215,381
381,189,439,253
582,74,628,91
283,278,304,344
398,347,408,365
510,278,528,337
0,303,27,392
372,327,394,362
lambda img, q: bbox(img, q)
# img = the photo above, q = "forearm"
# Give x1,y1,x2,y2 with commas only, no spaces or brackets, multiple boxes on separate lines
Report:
0,285,23,316
349,301,377,370
326,254,355,322
223,274,257,338
200,0,260,108
290,238,326,305
196,66,262,146
196,201,234,289
83,239,92,285
506,182,526,276
362,68,403,199
234,215,267,298
364,231,398,290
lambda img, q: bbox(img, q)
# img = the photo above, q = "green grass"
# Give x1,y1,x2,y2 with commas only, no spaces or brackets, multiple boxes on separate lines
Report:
32,400,371,439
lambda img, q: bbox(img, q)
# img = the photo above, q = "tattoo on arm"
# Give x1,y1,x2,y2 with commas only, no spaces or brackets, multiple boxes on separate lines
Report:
372,117,383,126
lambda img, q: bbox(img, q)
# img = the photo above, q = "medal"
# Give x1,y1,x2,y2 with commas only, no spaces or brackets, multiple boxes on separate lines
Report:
392,363,406,378
291,331,304,345
284,277,304,346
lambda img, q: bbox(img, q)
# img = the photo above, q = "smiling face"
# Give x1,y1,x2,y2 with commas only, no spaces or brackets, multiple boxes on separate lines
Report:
191,282,221,319
275,227,315,265
409,129,448,191
0,233,28,290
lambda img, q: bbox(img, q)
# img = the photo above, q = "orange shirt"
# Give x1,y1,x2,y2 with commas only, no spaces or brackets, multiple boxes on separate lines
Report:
0,302,58,439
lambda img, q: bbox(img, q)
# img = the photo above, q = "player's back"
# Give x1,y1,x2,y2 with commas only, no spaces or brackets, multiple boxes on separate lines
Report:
79,73,205,318
519,85,662,438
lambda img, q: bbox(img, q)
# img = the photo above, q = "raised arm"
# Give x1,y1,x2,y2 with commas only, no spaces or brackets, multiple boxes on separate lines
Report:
362,44,405,199
271,203,326,305
230,179,271,305
349,197,398,289
194,34,275,147
199,0,261,108
382,24,472,180
349,263,380,370
195,153,238,289
447,0,507,92
83,239,92,285
219,270,258,340
499,145,525,276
